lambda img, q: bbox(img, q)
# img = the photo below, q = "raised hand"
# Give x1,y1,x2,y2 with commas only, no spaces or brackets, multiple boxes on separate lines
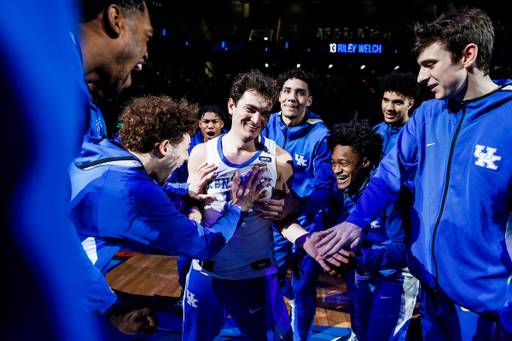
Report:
231,165,269,212
188,162,218,201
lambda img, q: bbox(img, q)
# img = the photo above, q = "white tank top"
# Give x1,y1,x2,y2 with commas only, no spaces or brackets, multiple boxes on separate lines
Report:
192,135,278,279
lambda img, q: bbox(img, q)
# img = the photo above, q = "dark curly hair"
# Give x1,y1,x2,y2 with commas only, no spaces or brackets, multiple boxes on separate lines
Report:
229,69,279,107
328,116,384,169
279,68,316,97
413,7,494,76
379,72,420,100
119,96,198,153
78,0,146,23
197,104,226,123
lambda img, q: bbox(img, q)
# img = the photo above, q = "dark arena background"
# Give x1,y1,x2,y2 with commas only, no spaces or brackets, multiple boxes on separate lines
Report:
100,0,512,136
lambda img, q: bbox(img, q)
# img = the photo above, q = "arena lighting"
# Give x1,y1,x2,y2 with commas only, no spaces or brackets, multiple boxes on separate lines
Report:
186,41,189,46
360,65,366,69
265,47,268,51
328,64,333,69
162,28,166,37
265,63,269,68
264,37,268,40
285,42,289,49
394,65,400,70
222,42,225,48
297,64,301,68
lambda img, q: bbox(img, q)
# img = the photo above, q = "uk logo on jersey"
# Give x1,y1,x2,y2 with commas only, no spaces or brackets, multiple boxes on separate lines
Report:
295,154,307,167
187,291,198,308
474,145,501,170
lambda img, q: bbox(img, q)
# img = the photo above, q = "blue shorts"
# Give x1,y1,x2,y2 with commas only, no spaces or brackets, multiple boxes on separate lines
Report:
183,268,292,340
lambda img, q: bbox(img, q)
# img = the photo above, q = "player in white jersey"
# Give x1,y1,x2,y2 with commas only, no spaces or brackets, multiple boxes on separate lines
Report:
182,70,331,341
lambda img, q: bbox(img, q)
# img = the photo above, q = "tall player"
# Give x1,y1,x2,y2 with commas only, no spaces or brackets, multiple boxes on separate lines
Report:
183,70,330,340
259,68,333,340
318,7,512,341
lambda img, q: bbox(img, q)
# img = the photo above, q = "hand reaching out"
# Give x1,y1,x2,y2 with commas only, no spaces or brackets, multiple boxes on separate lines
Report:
231,165,269,212
188,162,218,201
257,183,300,220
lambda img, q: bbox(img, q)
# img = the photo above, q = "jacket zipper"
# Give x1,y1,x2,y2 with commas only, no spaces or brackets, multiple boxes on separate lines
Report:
283,125,289,149
431,102,466,290
384,125,390,153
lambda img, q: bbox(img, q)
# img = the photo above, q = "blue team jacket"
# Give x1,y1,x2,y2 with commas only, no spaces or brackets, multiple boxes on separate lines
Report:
69,136,243,275
71,31,107,138
347,80,512,322
261,109,334,227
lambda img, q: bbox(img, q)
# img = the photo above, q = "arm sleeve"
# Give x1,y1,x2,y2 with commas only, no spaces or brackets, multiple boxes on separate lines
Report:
346,112,420,229
163,181,189,198
299,136,336,216
97,180,242,262
357,242,408,271
65,221,120,316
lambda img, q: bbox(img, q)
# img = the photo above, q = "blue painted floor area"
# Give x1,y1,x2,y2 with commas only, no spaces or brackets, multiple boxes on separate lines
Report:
95,311,351,340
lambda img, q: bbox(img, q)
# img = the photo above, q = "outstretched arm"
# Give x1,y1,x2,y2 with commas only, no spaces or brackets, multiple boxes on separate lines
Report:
258,136,334,220
271,146,341,267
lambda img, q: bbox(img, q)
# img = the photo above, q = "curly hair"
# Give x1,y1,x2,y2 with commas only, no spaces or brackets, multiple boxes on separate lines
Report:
328,116,384,169
229,69,279,107
78,0,146,23
119,96,198,153
413,7,494,76
197,104,227,123
279,68,316,97
379,72,420,100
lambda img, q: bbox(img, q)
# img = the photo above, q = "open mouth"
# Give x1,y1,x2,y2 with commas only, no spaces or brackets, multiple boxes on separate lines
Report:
206,131,216,137
246,123,259,130
336,174,349,185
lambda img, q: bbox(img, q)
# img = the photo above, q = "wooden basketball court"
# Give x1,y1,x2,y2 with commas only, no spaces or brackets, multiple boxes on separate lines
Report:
105,254,421,340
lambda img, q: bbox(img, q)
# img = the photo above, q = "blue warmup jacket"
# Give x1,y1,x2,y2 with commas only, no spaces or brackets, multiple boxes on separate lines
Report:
261,109,334,227
68,136,244,275
347,80,512,323
314,172,408,272
71,31,107,138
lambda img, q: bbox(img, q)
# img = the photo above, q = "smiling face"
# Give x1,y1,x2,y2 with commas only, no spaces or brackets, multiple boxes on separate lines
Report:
331,145,370,191
158,133,191,185
228,90,273,142
88,3,153,102
279,78,313,126
381,91,414,127
199,111,224,142
417,42,467,101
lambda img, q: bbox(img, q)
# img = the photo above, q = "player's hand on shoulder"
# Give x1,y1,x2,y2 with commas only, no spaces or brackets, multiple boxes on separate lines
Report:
231,165,269,212
108,307,159,336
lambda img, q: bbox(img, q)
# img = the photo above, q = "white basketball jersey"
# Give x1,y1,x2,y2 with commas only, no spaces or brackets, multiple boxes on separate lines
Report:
192,135,278,279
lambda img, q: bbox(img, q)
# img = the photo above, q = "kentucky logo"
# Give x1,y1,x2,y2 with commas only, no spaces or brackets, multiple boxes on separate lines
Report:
187,291,198,308
295,154,307,167
474,145,501,170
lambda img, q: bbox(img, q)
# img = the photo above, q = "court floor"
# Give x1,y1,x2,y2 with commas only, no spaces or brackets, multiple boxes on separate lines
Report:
104,254,421,340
